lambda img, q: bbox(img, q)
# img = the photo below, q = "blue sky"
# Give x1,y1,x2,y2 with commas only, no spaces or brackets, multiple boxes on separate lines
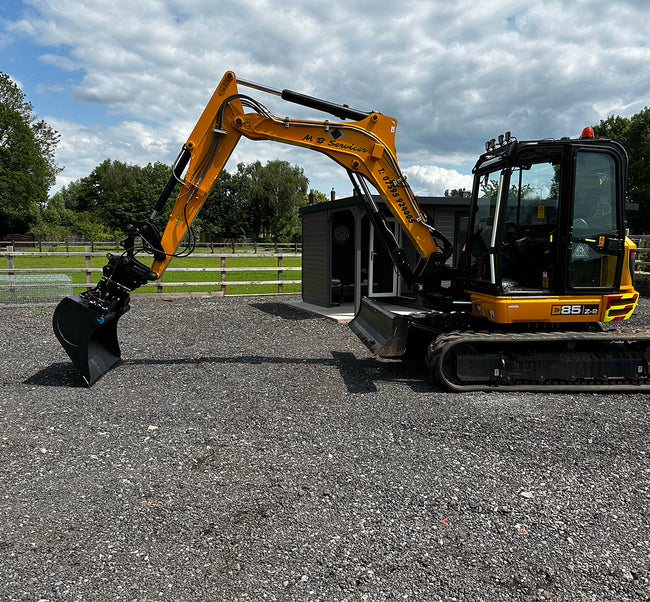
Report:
1,3,100,122
2,0,650,199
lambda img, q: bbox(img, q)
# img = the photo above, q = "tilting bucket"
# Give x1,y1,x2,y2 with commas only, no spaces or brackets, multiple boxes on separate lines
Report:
349,297,410,358
52,293,130,386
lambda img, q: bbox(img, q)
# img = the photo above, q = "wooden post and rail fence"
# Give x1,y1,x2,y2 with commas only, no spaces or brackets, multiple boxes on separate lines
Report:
0,244,301,299
2,236,650,303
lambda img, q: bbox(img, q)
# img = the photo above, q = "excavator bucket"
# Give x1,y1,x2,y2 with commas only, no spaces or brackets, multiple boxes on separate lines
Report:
52,293,130,386
349,297,410,358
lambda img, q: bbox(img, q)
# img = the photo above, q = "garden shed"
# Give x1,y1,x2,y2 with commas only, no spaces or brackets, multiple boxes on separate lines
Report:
300,193,471,309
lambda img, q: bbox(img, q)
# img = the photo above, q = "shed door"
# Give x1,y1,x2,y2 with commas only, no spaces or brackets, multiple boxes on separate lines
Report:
369,221,399,297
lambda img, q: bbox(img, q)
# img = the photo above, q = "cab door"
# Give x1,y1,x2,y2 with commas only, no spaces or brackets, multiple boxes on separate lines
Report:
568,150,624,290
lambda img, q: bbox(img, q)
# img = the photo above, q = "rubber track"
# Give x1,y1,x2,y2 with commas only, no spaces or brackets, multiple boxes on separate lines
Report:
426,328,650,392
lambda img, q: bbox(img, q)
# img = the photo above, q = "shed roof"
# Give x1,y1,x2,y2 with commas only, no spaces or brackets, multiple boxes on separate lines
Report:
300,194,471,215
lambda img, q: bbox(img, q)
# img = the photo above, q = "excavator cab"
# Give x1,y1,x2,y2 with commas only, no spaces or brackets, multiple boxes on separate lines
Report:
414,132,648,391
461,133,635,324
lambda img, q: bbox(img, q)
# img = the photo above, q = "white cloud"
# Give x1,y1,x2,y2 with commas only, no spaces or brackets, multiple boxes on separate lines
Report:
404,165,473,197
48,116,175,188
4,0,650,199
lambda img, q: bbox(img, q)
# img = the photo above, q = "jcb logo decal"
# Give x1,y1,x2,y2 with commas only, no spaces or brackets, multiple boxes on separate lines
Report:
551,304,599,316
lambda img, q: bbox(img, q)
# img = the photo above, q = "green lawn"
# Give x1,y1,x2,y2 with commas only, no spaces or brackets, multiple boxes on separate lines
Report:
5,252,302,295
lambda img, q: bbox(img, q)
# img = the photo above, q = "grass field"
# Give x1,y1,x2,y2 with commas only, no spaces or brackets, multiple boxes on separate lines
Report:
5,250,302,295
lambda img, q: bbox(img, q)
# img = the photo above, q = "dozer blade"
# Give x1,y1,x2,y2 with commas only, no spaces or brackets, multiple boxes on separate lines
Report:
349,297,410,357
52,293,130,386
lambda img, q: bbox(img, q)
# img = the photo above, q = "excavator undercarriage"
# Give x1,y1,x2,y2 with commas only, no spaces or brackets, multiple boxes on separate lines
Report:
428,328,650,392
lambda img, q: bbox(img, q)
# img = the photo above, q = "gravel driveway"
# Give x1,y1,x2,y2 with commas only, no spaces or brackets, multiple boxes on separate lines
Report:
1,295,649,601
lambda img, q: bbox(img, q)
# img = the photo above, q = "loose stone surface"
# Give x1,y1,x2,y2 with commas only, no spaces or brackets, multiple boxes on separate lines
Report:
1,295,649,601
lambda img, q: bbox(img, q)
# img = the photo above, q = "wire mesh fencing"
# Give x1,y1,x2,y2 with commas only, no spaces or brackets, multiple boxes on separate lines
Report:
0,274,73,307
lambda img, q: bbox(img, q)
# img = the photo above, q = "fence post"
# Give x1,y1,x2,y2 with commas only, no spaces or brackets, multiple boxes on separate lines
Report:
221,256,227,294
277,255,283,294
85,247,93,289
6,245,16,301
157,276,163,294
7,245,14,276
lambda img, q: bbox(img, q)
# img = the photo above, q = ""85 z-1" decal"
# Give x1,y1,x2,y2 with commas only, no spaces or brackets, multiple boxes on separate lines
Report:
551,304,599,316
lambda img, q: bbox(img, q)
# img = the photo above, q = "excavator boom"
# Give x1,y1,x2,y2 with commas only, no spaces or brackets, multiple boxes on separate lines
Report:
149,71,444,278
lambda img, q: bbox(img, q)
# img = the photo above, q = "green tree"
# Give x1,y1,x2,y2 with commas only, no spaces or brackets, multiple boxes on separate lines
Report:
37,154,313,243
121,161,175,232
248,159,308,242
53,179,87,212
444,188,470,197
45,160,174,239
83,159,140,229
30,193,75,240
200,166,251,241
198,160,310,243
38,179,112,240
65,159,173,232
479,178,499,200
0,72,61,233
594,108,650,232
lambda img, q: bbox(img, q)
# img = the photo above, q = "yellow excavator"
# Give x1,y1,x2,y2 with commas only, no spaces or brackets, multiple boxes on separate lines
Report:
53,70,650,390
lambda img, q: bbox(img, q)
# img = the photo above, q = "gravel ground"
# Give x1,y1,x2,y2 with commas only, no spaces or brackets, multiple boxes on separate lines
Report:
1,294,649,601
